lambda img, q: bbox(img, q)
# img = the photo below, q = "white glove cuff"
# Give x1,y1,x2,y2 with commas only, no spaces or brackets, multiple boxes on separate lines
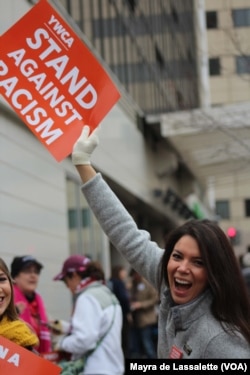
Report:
72,152,91,165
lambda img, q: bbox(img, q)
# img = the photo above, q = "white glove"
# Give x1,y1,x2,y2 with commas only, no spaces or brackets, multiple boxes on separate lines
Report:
72,125,100,165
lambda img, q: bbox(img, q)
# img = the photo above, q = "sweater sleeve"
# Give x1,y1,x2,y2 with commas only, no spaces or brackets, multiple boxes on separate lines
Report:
82,173,164,291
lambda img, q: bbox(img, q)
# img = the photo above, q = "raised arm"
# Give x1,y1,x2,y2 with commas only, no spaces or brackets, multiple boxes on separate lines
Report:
71,125,164,290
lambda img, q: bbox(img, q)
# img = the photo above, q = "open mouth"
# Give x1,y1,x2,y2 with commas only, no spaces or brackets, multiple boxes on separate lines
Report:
174,278,192,290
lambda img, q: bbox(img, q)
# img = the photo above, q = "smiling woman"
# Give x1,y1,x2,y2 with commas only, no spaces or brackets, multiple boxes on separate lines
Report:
167,235,208,305
70,124,250,359
0,257,39,351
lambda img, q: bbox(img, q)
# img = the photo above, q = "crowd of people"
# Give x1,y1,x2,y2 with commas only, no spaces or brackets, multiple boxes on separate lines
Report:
0,252,159,374
1,124,250,374
1,252,159,359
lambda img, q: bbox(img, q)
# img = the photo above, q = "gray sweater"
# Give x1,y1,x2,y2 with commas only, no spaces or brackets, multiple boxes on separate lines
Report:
82,173,250,359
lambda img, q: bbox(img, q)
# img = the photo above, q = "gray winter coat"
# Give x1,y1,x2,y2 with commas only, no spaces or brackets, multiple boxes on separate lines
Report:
82,173,250,359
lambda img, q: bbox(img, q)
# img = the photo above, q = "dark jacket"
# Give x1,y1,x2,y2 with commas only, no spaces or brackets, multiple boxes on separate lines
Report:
108,278,130,316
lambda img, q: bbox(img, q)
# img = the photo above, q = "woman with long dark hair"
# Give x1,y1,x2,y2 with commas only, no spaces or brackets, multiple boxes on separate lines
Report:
158,220,250,356
71,125,250,358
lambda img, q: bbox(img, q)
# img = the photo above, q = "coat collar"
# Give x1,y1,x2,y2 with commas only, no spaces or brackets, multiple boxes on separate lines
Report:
165,288,213,330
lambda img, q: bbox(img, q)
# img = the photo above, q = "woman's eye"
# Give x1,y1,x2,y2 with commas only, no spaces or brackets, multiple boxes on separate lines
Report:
0,277,7,282
172,253,181,260
194,260,203,266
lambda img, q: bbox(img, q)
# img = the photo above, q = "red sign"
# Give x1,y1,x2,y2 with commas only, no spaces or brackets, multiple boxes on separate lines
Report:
0,0,120,161
0,336,61,374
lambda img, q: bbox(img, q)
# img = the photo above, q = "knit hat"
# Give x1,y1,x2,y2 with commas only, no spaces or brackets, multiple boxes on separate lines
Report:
0,316,39,348
53,254,91,281
11,255,43,278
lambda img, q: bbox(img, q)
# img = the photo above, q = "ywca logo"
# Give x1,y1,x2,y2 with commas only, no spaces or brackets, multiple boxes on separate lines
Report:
47,14,75,48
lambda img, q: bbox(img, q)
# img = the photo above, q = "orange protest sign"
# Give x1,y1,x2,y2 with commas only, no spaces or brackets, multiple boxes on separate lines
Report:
0,336,61,374
0,0,120,161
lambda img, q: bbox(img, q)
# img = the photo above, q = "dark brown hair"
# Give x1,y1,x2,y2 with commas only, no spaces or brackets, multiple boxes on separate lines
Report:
0,258,18,321
159,219,250,344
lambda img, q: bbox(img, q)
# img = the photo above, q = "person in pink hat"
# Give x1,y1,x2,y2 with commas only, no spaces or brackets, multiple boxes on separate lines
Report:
52,254,124,375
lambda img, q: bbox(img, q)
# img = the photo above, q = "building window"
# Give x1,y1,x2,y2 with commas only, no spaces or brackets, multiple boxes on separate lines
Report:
232,9,250,27
206,11,218,29
66,176,103,260
216,200,230,219
245,199,250,217
236,56,250,74
68,208,91,229
209,58,220,76
68,208,78,229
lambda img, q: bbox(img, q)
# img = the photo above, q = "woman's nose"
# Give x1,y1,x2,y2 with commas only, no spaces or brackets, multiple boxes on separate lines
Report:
177,260,190,273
